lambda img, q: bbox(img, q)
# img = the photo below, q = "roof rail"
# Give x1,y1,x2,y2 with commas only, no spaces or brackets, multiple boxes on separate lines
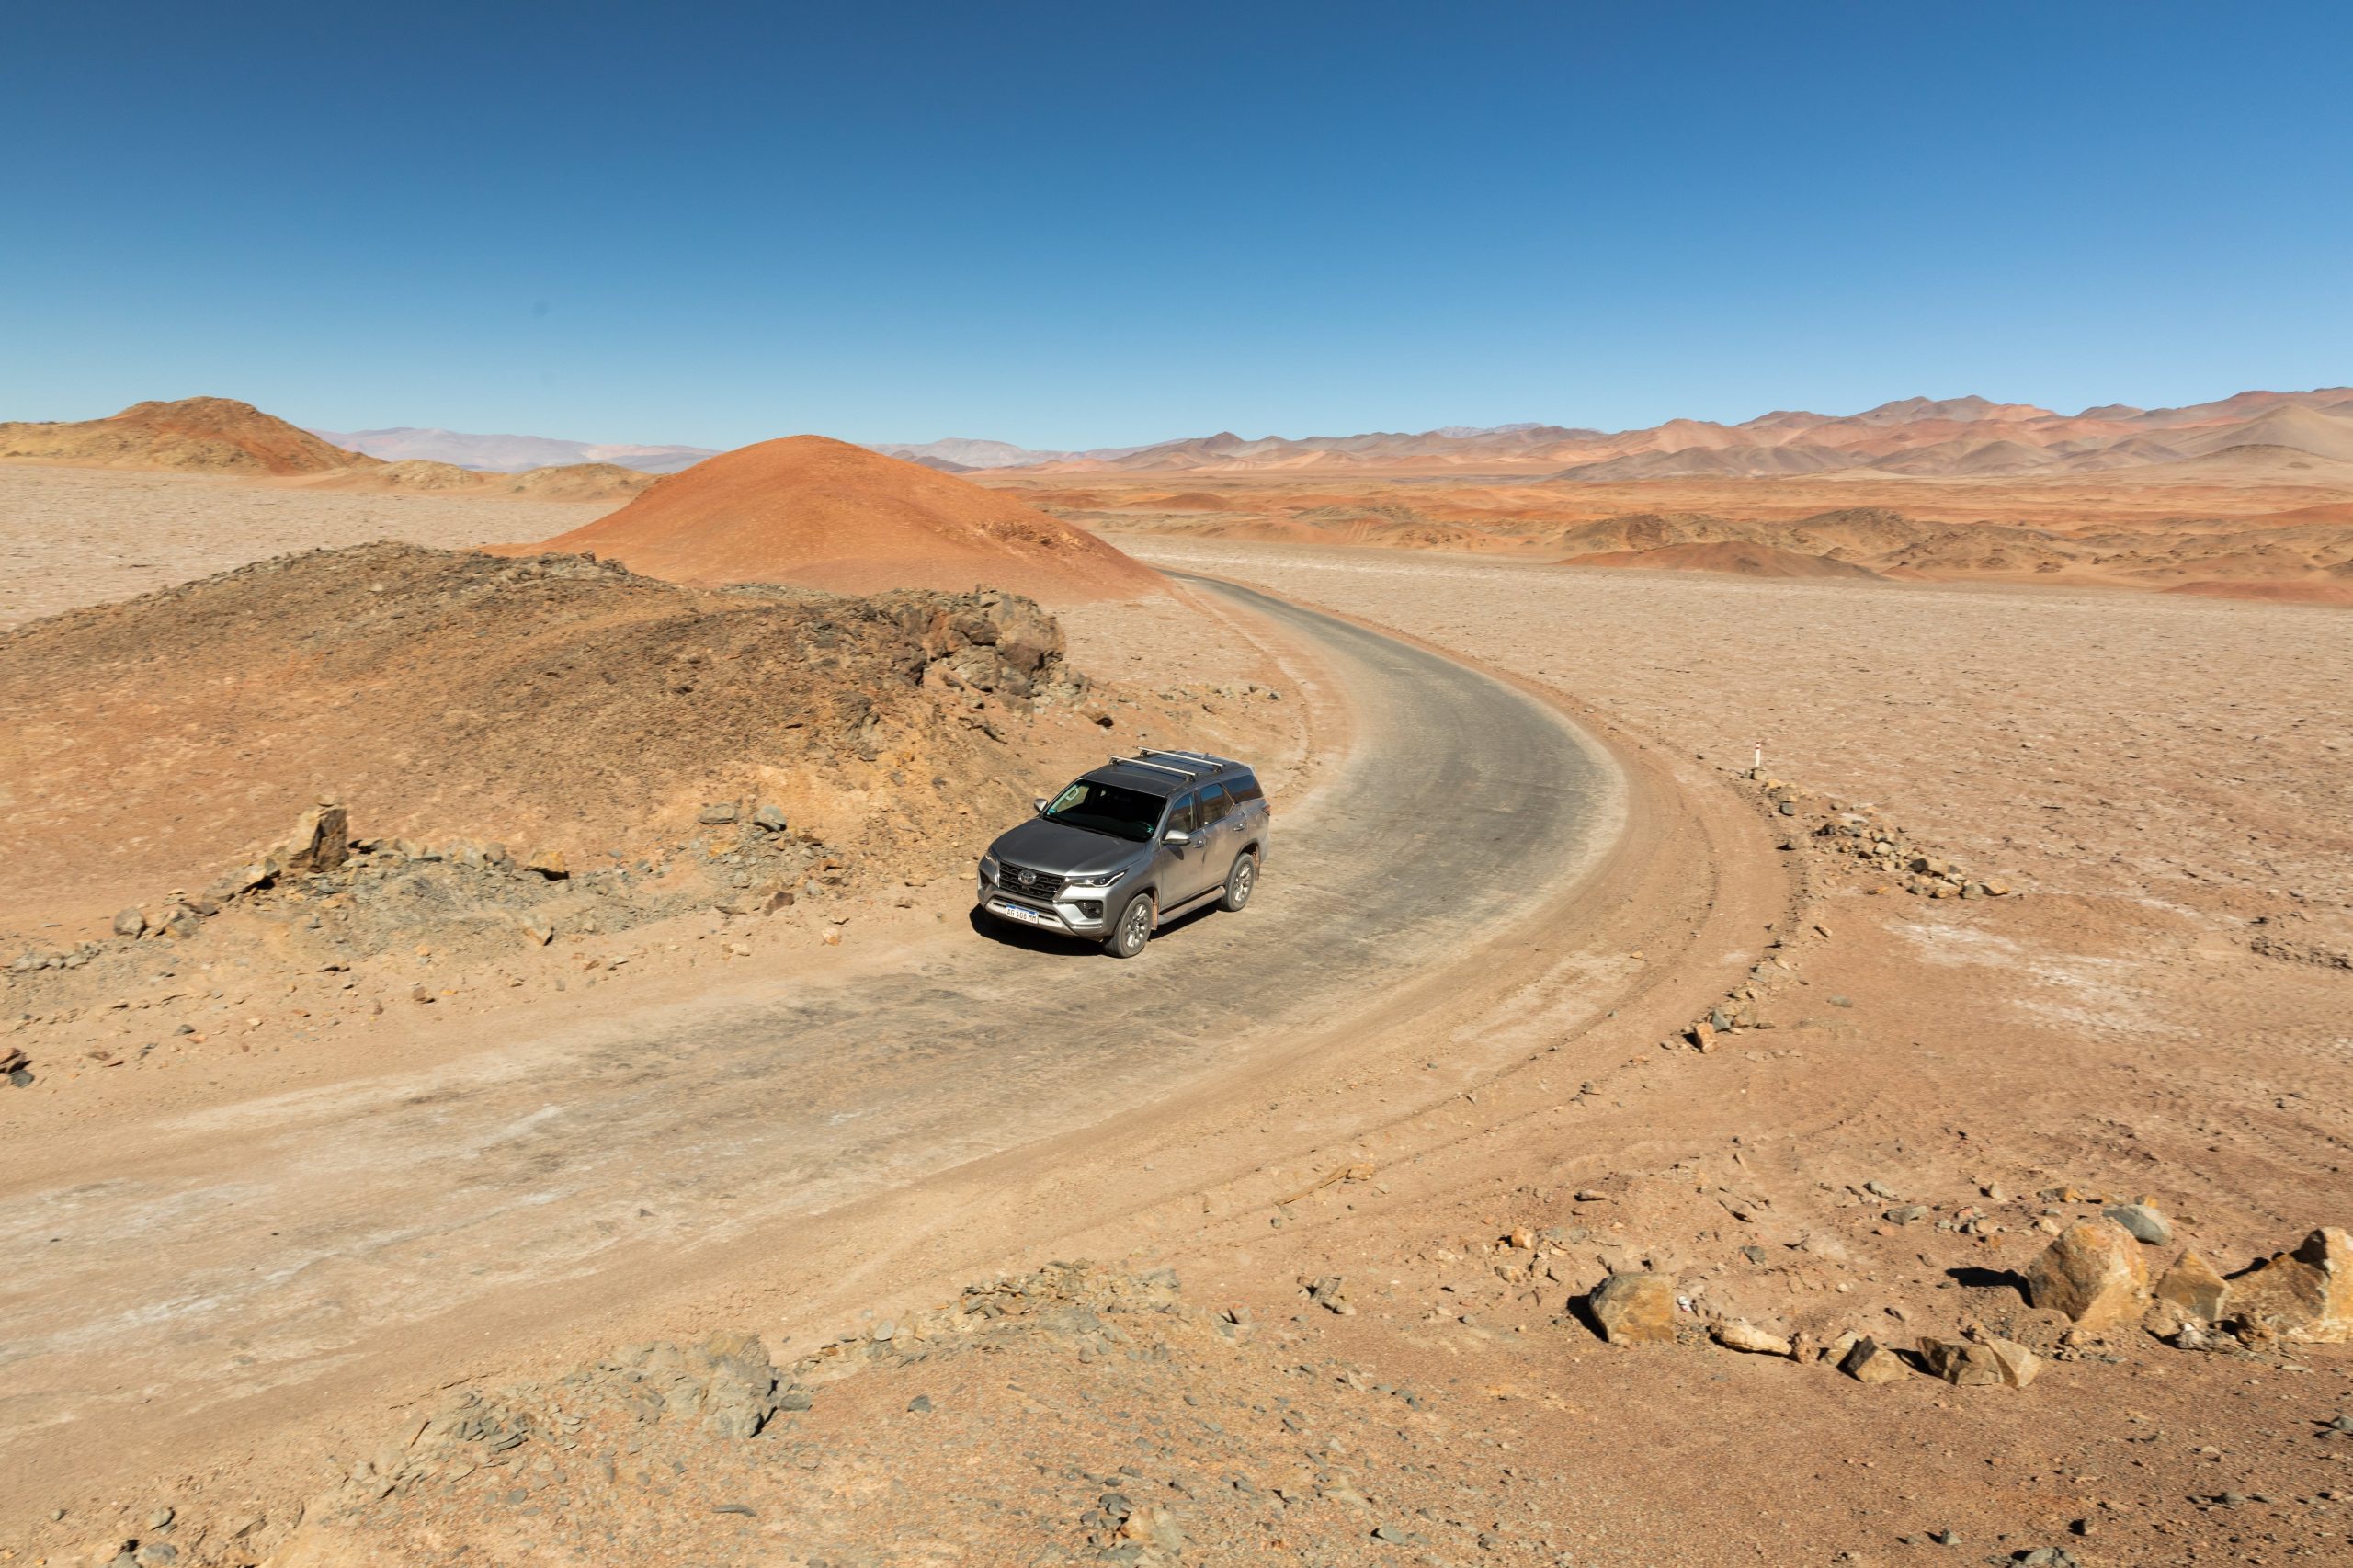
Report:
1112,754,1196,779
1141,747,1226,773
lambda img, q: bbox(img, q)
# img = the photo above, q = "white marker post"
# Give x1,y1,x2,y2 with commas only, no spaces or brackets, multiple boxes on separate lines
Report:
1753,738,1763,777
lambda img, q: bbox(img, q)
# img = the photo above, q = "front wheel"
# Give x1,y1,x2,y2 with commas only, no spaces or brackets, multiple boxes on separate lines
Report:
1103,892,1154,958
1220,851,1258,912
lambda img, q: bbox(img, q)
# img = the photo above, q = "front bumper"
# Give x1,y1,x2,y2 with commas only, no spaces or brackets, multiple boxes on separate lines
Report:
977,875,1111,933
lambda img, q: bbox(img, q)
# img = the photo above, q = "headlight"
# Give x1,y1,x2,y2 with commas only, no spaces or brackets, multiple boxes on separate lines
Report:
980,854,999,881
1063,869,1128,892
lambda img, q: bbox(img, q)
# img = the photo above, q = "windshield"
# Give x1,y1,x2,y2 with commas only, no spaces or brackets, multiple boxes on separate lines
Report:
1043,778,1165,843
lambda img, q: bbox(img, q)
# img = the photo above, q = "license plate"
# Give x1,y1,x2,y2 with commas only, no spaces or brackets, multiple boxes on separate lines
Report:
990,900,1058,927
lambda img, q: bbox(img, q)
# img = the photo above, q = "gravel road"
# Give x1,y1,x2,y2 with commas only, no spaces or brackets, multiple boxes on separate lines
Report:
0,576,1620,1494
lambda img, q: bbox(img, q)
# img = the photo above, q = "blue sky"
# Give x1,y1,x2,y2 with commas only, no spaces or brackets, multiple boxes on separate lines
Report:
4,2,2348,449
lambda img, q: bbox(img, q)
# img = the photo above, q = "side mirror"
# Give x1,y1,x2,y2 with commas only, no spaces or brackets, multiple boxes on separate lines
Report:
1033,798,1050,814
1162,829,1192,846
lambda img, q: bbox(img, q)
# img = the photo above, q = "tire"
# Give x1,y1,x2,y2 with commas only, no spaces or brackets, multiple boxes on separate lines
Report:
1103,892,1154,958
1220,850,1259,912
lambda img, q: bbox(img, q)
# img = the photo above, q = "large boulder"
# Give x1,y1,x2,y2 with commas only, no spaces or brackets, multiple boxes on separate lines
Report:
1584,1272,1677,1345
2226,1228,2353,1344
2024,1218,2152,1330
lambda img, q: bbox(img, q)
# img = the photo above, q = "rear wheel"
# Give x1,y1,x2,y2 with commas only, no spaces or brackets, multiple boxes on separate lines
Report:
1103,892,1154,958
1220,851,1258,912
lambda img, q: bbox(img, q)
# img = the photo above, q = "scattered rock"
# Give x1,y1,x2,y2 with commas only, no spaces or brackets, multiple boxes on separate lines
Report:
275,801,350,874
1984,1338,2041,1387
751,804,788,832
2154,1248,2230,1323
2024,1218,2153,1330
699,802,739,825
1919,1336,2039,1388
2227,1228,2353,1344
1585,1272,1677,1345
1917,1337,1999,1387
202,860,277,905
112,906,149,937
1838,1336,1908,1384
2104,1202,2173,1245
526,847,568,879
1711,1321,1793,1357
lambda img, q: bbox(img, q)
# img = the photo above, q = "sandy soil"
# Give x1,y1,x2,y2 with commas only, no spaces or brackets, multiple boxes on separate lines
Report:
0,464,631,630
989,466,2353,603
1122,541,2353,914
991,466,2353,533
4,488,2351,1566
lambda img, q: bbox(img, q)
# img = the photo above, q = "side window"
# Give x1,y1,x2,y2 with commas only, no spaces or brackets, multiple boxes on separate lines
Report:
1229,774,1264,806
1199,783,1233,824
1165,790,1199,836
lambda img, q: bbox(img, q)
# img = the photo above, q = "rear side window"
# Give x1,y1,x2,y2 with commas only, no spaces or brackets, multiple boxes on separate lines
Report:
1227,772,1264,806
1165,790,1199,835
1199,783,1233,823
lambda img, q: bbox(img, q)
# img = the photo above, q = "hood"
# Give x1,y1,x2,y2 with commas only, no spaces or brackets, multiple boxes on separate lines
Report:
988,816,1147,878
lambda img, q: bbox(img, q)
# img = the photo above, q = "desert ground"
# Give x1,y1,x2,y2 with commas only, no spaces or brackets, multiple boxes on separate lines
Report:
3,419,2351,1568
978,467,2353,605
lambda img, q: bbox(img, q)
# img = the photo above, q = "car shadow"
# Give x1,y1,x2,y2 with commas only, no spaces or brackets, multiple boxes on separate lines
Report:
965,898,1222,957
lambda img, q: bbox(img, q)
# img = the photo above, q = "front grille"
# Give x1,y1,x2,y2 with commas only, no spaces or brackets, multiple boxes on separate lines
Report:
997,862,1067,901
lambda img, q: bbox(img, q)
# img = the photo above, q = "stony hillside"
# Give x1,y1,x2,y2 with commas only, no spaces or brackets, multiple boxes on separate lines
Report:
0,397,372,474
0,543,1094,930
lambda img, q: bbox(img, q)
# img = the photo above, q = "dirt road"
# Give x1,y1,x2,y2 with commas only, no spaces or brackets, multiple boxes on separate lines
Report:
0,577,1623,1512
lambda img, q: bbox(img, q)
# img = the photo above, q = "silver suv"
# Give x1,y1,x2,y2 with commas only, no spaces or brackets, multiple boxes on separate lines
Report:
978,750,1271,958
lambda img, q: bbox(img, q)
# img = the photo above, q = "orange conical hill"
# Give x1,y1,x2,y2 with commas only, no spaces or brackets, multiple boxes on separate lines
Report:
501,436,1161,604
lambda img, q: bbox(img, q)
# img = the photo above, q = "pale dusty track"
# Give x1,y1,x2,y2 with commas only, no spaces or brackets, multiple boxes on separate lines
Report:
0,577,1626,1513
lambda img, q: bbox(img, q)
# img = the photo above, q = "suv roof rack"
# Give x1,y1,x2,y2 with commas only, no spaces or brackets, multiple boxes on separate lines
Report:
1104,749,1234,783
1111,754,1197,780
1143,748,1228,773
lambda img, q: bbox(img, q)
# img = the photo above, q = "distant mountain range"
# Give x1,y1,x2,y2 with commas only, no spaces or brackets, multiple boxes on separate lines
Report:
309,426,719,474
305,388,2353,482
880,389,2353,479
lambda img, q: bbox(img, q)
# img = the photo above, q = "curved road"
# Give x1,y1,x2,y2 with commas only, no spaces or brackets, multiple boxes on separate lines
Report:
0,577,1620,1484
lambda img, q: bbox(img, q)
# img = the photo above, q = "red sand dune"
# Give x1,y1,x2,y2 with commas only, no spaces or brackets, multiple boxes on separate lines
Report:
502,436,1160,603
1556,541,1887,581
